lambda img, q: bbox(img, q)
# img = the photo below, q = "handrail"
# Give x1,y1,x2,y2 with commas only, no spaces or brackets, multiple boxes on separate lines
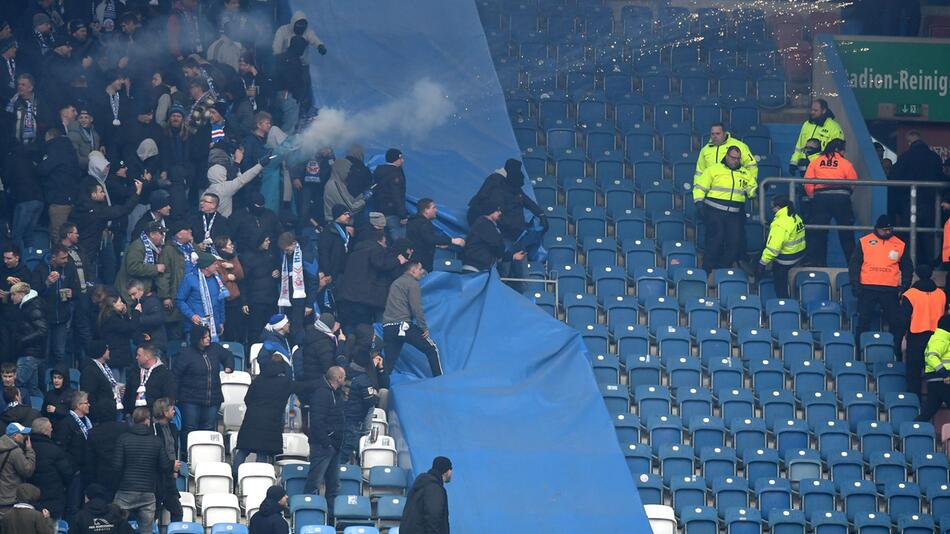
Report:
757,177,950,266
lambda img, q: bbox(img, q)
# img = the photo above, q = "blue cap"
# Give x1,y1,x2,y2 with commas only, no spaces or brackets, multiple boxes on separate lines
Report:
6,422,31,436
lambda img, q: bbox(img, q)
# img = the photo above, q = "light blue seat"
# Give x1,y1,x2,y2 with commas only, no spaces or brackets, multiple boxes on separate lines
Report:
290,495,328,529
784,448,822,482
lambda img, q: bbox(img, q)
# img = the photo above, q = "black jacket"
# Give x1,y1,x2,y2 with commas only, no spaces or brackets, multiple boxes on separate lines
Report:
80,359,118,425
32,260,81,325
96,311,137,370
248,495,289,534
307,377,345,450
467,169,542,241
122,363,176,415
462,216,507,271
318,223,349,280
42,373,72,424
239,248,279,305
406,214,452,272
72,192,140,260
301,325,338,387
374,163,407,217
37,135,82,206
52,412,90,472
14,292,49,360
173,345,233,406
68,497,134,534
87,421,129,494
400,469,450,534
345,156,374,197
112,423,173,493
339,239,401,309
890,139,944,206
130,293,167,350
236,360,307,454
230,207,281,253
189,211,232,246
28,432,75,520
0,404,41,427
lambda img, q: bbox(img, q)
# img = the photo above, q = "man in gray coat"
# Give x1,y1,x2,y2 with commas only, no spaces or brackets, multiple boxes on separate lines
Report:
0,422,37,516
381,260,442,377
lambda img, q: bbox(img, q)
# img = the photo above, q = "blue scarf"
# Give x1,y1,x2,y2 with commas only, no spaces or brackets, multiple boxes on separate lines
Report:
174,240,197,272
334,223,350,252
141,232,160,264
198,272,222,341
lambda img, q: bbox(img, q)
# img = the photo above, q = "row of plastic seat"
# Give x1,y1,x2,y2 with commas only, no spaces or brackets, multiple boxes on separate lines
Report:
170,524,394,534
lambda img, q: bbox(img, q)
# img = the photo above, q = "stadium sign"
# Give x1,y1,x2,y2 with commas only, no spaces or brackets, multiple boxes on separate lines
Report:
835,36,950,122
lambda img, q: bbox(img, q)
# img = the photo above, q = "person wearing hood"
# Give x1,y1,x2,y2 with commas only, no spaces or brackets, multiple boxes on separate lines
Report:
174,325,232,454
248,485,290,534
240,233,280,343
38,128,82,245
462,205,526,273
323,145,371,221
124,138,161,207
42,367,72,424
849,214,914,357
0,482,52,533
693,145,756,271
117,100,163,168
67,106,102,171
400,456,452,534
0,422,37,516
789,99,844,175
468,158,546,240
10,283,49,401
374,148,409,239
901,264,946,395
115,222,166,303
28,417,74,523
129,190,171,242
175,252,228,340
68,483,132,534
272,11,326,60
203,144,268,217
916,314,950,422
71,156,142,282
340,337,382,464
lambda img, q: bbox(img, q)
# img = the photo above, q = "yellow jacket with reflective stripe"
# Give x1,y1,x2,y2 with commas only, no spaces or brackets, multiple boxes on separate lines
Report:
760,206,806,266
924,327,950,380
694,134,758,181
790,117,845,163
692,162,756,212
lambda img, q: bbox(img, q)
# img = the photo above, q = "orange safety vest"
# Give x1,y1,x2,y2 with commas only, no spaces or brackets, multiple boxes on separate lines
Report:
803,153,858,197
903,287,946,333
943,216,950,263
859,233,905,287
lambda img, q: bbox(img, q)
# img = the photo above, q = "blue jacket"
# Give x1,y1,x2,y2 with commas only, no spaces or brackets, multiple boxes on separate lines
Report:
175,271,226,335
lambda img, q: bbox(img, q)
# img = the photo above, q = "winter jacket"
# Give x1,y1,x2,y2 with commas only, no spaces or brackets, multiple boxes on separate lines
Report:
216,254,244,302
15,290,49,360
37,135,82,206
42,370,72,423
230,207,281,253
318,223,350,280
130,293,168,350
374,163,407,217
175,270,227,337
173,345,233,406
114,237,164,302
467,167,542,241
339,239,401,309
86,421,129,494
343,363,378,423
406,214,452,272
80,360,118,425
272,11,324,60
121,363,176,416
96,312,137,370
323,174,366,222
71,192,140,261
156,240,192,324
247,493,289,534
32,260,81,325
400,469,450,534
0,405,42,427
67,497,133,534
204,162,264,217
52,411,91,473
462,216,507,271
0,434,37,506
301,322,338,385
236,360,306,454
66,121,102,171
308,377,344,450
239,248,279,305
112,423,173,493
190,211,232,246
28,432,75,520
0,504,54,534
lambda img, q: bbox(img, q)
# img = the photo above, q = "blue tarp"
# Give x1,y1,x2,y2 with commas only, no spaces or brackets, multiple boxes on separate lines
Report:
390,271,651,532
298,0,522,232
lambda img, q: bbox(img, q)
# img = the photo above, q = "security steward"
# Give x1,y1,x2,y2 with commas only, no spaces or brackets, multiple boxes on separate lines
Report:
916,314,950,422
693,145,756,271
758,196,806,299
804,138,857,266
900,264,946,395
694,122,758,183
789,98,844,175
848,214,914,356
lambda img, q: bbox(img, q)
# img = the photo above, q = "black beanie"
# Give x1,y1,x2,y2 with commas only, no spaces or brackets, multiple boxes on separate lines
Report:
431,456,453,475
265,485,286,502
916,263,933,280
875,214,893,229
939,315,950,331
385,148,403,163
86,340,109,359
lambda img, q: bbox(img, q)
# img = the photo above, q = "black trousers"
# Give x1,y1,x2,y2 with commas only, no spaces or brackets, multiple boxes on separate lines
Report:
905,331,932,396
772,262,794,299
917,380,950,421
856,288,904,354
703,207,743,271
383,323,443,377
156,475,183,523
808,193,855,265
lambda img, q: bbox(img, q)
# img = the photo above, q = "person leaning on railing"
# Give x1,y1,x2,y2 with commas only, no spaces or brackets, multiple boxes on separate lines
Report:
803,138,857,266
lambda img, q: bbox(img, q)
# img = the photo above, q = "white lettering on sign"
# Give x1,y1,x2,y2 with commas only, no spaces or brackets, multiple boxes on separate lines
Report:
849,67,949,97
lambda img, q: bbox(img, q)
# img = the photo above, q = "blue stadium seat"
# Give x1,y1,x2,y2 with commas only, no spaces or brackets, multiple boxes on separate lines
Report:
634,267,668,301
828,449,864,486
553,264,586,297
755,477,793,512
768,509,806,534
885,392,920,427
852,512,892,534
790,360,826,397
688,415,725,452
842,480,879,521
742,447,779,485
525,290,557,317
613,412,640,444
333,495,372,529
913,452,949,490
577,97,608,124
599,383,630,416
661,240,696,270
696,330,731,366
870,451,908,488
615,324,650,355
841,391,879,432
801,391,837,431
673,268,707,304
290,495,329,529
765,298,801,331
627,355,660,389
546,126,577,151
860,332,895,363
622,238,657,270
831,361,869,395
647,414,683,453
727,295,761,331
603,295,637,330
757,75,787,109
724,507,762,534
773,419,809,456
712,477,749,517
168,523,204,534
681,506,719,534
591,264,626,299
553,148,586,181
590,353,621,384
925,483,950,520
901,422,936,459
784,448,822,482
623,441,652,476
654,101,687,132
897,514,935,534
655,326,691,356
873,361,906,395
729,106,759,134
729,418,767,452
685,298,719,334
815,420,852,460
542,205,569,235
712,269,749,297
641,73,671,100
692,103,723,130
718,75,749,101
636,472,664,505
760,389,796,432
717,388,754,423
592,151,624,183
749,359,785,393
375,495,405,525
544,234,577,270
737,329,772,361
644,297,678,333
623,125,655,155
777,330,813,368
635,385,672,420
580,323,610,353
662,128,693,160
670,475,708,514
700,446,737,484
811,512,849,534
795,270,831,304
641,182,674,218
660,444,695,483
605,74,635,102
282,464,310,497
806,301,842,335
665,357,702,389
564,293,597,328
538,96,572,125
858,421,894,460
821,331,855,368
800,479,838,522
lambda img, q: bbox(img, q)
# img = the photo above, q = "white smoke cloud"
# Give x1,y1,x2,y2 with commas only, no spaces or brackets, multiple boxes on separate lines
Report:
298,78,455,149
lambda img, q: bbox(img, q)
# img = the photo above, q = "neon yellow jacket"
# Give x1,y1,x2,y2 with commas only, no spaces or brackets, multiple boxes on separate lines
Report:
694,134,758,181
924,327,950,380
790,117,844,164
760,206,806,266
693,162,756,212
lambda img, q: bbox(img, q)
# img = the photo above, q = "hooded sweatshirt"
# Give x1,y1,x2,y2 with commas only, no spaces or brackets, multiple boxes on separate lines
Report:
204,160,264,217
87,151,112,205
272,11,324,61
324,145,367,220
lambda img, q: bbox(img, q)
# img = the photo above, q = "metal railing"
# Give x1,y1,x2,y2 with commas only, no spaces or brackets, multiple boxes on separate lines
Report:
758,177,950,265
502,276,559,311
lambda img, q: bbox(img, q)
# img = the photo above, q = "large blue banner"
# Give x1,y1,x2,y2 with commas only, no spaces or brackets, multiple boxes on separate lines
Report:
389,271,651,532
297,0,522,231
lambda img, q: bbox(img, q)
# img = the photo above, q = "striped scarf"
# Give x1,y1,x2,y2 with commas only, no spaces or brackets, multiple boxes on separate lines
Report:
210,121,225,144
141,232,160,264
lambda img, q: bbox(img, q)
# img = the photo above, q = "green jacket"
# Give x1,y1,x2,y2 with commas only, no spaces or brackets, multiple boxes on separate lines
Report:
114,237,163,302
155,241,191,323
760,207,806,266
924,327,950,381
790,117,844,163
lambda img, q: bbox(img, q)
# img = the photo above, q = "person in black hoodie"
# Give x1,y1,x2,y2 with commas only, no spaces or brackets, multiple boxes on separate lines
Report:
230,192,281,253
340,346,381,465
69,483,134,534
248,485,289,534
37,128,82,245
374,148,408,240
462,206,526,273
406,198,465,273
111,407,173,534
42,367,72,424
95,294,136,374
338,230,405,329
85,419,130,500
173,326,233,454
400,456,452,534
239,232,279,343
71,178,142,282
28,417,75,521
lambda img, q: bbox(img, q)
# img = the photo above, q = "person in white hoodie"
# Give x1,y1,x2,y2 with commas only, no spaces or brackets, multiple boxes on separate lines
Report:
203,145,269,217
